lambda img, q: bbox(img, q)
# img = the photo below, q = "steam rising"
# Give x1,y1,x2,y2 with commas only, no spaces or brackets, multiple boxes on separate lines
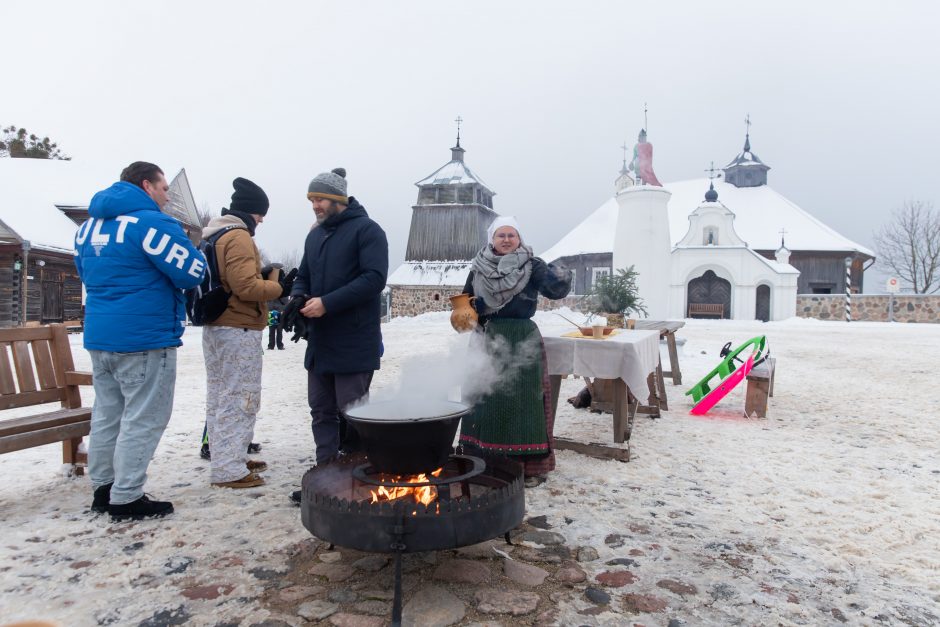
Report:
364,330,544,414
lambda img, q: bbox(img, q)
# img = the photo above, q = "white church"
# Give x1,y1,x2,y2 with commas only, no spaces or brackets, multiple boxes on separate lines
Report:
541,131,874,322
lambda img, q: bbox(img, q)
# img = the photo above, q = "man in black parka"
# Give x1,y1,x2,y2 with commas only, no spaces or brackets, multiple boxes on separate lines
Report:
284,167,388,473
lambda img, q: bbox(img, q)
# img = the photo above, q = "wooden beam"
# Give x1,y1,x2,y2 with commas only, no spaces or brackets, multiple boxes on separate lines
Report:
555,437,630,462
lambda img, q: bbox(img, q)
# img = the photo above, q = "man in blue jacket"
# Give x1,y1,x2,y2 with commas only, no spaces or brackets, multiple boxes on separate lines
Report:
74,161,205,521
283,168,387,501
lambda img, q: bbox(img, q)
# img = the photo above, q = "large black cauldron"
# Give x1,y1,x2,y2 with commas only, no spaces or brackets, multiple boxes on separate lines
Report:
343,399,471,475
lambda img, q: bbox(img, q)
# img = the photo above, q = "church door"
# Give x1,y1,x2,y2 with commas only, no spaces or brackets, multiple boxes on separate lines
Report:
755,284,771,322
687,270,731,319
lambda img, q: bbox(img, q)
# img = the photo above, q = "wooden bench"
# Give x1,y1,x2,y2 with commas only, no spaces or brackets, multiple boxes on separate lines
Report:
745,357,776,418
0,323,93,474
688,303,724,318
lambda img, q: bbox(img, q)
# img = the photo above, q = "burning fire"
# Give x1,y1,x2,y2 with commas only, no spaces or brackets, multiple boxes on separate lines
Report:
370,468,443,506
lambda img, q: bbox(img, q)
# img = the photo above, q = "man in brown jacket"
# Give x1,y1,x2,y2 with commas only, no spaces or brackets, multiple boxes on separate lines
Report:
202,178,287,488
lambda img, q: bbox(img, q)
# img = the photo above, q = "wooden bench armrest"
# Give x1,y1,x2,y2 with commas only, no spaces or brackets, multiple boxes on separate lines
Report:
65,371,93,386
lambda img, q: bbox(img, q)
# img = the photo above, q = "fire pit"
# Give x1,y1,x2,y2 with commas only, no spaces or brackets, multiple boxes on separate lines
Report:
300,452,524,626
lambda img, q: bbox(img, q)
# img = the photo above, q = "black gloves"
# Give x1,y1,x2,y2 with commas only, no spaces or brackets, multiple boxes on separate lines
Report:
260,264,277,280
280,294,309,342
279,268,298,298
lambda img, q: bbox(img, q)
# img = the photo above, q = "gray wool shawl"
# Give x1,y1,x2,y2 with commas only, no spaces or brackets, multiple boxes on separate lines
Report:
471,244,534,314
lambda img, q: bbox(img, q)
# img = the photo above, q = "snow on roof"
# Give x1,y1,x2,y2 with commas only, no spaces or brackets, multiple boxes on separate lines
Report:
388,260,472,287
540,178,874,263
0,158,113,251
415,159,492,191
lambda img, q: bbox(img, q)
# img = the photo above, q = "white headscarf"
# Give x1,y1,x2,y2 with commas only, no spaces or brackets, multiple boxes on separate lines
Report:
486,216,523,244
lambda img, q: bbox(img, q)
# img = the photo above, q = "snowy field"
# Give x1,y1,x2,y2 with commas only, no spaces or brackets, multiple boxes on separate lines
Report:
1,313,938,626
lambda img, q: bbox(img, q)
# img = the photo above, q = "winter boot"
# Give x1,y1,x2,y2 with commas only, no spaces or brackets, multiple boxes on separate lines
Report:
200,443,211,460
247,442,262,454
91,483,112,513
109,495,174,521
246,460,268,473
290,490,302,505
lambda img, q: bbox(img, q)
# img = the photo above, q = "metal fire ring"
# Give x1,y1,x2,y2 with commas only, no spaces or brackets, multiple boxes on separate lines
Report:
351,454,485,488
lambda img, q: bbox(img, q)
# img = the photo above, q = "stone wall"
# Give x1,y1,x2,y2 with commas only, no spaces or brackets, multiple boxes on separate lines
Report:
390,286,584,318
390,286,465,318
796,294,940,323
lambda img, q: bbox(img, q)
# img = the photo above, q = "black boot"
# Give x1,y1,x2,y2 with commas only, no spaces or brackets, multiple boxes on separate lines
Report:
200,443,211,460
290,490,302,505
91,483,112,513
247,442,262,454
109,495,174,521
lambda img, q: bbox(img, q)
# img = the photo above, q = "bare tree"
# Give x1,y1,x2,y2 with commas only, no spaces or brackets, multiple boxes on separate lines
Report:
197,201,216,228
873,200,940,294
276,248,303,271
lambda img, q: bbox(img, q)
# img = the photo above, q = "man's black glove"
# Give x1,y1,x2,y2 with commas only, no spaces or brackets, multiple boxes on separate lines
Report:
279,268,298,298
280,294,309,342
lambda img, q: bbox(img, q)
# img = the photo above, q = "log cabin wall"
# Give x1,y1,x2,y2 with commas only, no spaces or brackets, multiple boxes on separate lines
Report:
0,246,81,327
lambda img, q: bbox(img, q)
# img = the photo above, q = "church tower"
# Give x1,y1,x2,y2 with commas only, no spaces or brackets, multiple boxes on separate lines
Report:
404,125,497,262
722,117,770,188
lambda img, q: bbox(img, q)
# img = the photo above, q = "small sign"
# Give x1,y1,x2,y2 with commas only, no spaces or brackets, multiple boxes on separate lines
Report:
886,277,901,293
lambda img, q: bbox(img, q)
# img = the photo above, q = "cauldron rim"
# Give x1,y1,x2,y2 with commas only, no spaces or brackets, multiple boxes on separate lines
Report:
344,399,471,424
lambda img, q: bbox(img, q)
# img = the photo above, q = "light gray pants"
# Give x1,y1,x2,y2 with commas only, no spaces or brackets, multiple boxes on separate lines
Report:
203,326,263,483
88,348,177,505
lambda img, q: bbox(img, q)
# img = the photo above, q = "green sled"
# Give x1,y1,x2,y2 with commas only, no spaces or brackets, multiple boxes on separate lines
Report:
685,336,768,404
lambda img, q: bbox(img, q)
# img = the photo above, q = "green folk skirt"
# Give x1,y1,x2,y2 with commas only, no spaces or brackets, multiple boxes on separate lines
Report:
459,318,551,458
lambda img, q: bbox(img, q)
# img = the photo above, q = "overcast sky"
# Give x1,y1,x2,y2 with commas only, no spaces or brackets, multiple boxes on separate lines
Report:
6,1,939,290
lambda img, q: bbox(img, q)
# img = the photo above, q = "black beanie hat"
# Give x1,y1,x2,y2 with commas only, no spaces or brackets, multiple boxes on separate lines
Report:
230,177,269,215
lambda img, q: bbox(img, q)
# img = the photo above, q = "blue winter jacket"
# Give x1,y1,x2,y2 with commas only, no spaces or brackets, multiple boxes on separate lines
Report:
74,181,206,352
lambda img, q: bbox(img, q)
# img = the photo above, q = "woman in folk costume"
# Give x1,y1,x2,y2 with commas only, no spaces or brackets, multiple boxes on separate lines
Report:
458,216,571,483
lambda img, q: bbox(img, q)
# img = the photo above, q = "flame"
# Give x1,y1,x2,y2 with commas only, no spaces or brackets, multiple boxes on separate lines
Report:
370,468,443,506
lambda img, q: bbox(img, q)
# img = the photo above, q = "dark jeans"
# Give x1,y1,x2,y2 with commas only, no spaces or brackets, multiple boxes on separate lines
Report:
308,370,373,464
267,325,283,348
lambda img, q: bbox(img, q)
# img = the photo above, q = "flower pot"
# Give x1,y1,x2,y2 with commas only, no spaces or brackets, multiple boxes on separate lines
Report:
449,293,478,332
605,313,625,328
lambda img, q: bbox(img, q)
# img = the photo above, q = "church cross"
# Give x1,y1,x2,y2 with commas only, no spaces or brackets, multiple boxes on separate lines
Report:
779,227,788,248
705,161,719,181
621,141,629,164
644,102,648,132
454,115,463,146
745,113,751,136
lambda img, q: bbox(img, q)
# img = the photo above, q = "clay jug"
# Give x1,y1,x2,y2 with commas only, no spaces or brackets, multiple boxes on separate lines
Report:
449,293,478,332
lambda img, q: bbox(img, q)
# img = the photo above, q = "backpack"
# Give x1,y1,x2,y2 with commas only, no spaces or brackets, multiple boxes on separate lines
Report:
185,226,241,326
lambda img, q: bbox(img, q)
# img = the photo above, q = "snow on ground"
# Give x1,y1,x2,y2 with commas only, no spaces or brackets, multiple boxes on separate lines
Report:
1,315,938,626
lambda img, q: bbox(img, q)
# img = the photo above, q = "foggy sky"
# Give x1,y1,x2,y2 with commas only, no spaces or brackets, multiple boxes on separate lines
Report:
6,1,939,292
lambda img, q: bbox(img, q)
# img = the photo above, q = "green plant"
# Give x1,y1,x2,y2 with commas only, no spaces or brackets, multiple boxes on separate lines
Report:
584,266,648,318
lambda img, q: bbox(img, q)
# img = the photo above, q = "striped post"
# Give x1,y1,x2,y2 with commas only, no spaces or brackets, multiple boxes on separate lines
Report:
844,257,852,322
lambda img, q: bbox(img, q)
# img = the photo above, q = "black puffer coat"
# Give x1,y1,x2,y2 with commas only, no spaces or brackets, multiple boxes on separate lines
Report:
292,198,388,373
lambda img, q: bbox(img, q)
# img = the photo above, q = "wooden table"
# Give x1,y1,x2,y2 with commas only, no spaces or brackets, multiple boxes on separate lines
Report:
541,329,661,456
633,320,685,385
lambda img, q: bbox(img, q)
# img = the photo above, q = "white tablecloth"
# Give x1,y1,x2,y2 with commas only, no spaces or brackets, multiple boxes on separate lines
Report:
540,328,661,394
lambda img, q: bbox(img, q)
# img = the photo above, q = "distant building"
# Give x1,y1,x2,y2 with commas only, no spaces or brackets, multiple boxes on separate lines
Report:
388,135,498,317
542,132,874,320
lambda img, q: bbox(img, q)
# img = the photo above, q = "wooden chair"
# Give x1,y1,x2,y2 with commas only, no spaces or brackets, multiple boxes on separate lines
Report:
0,323,93,474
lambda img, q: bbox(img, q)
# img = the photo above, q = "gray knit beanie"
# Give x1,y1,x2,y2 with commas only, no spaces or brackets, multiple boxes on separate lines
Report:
307,167,348,204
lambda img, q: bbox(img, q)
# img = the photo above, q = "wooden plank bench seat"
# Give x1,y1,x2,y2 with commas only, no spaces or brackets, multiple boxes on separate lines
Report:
0,323,93,474
688,303,724,318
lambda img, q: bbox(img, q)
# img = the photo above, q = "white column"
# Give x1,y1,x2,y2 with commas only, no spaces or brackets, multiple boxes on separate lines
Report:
612,185,673,320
